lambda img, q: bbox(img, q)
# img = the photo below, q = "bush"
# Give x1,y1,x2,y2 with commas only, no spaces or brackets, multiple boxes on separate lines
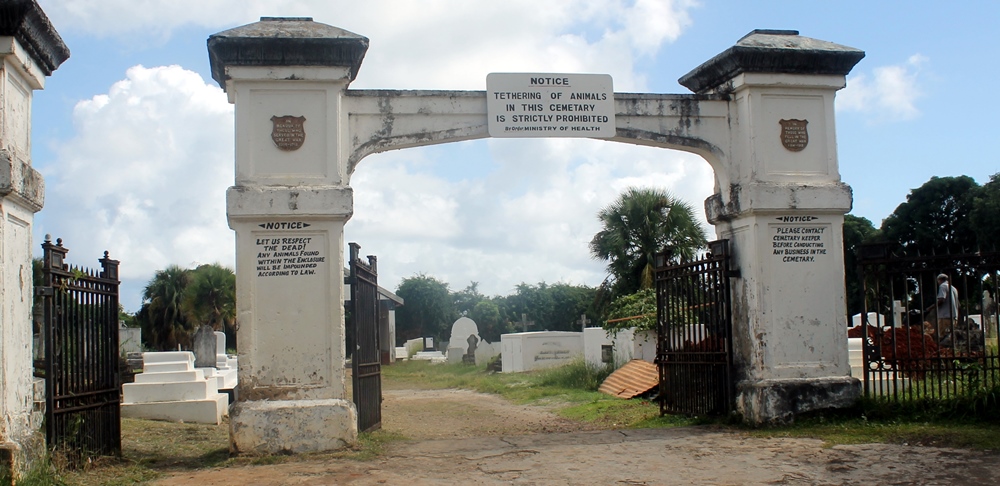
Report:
535,358,615,392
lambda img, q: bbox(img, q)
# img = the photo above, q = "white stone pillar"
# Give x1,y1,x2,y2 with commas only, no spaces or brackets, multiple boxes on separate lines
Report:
0,1,69,477
208,17,369,453
682,30,865,423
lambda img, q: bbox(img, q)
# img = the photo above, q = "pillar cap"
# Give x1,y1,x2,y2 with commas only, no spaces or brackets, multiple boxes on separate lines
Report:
0,0,69,76
207,17,369,90
679,29,864,94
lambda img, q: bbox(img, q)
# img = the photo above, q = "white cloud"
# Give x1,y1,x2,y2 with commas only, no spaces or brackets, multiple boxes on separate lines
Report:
837,54,927,121
347,139,715,298
33,1,712,307
36,65,235,283
39,0,694,91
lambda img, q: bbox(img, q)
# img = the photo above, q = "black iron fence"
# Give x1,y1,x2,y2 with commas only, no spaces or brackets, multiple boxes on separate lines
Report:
856,243,1000,402
655,239,735,417
36,236,122,457
348,243,382,433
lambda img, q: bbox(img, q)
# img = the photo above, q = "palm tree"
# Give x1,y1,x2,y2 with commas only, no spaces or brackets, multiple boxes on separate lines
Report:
181,263,237,349
589,187,708,297
141,265,191,350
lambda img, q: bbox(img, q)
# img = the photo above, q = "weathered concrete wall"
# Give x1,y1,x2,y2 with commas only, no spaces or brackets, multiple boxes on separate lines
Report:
209,18,362,453
0,1,69,477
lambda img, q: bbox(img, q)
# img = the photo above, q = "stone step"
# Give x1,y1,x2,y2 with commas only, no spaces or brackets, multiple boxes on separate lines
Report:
123,379,219,403
121,395,228,425
133,369,205,384
144,361,194,373
143,351,195,364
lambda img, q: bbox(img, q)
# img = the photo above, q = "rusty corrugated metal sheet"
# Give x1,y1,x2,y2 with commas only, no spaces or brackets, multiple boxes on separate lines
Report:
598,359,658,399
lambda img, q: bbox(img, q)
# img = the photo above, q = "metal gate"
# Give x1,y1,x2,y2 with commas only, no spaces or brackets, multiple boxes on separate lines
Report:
856,243,1000,400
37,236,121,456
348,242,382,432
655,239,735,416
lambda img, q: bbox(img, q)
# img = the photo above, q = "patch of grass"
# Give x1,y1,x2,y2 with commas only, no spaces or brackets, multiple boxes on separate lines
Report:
345,430,408,461
559,395,667,428
748,416,1000,450
742,396,1000,451
1,455,68,486
56,418,229,486
534,359,615,391
385,359,673,428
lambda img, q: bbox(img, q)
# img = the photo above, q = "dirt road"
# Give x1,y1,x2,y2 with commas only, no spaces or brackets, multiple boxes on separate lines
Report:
156,389,1000,485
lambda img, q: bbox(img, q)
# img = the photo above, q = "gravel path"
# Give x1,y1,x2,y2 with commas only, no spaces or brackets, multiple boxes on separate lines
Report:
156,388,1000,485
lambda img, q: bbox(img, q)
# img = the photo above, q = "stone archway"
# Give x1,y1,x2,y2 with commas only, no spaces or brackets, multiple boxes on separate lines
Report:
208,18,864,453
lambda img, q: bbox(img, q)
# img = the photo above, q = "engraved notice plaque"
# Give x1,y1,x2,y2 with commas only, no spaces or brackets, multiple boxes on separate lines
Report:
271,115,306,151
779,119,808,152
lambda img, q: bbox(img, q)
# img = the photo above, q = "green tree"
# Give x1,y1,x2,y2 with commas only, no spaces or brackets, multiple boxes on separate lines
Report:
469,300,508,342
603,288,657,336
453,282,484,317
495,282,596,332
589,187,708,299
880,176,980,255
843,214,879,316
139,265,191,350
395,274,456,343
181,263,237,349
969,172,1000,249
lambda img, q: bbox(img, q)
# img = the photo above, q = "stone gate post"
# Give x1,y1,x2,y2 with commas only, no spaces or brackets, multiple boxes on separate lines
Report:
681,30,865,423
208,17,368,453
0,0,69,477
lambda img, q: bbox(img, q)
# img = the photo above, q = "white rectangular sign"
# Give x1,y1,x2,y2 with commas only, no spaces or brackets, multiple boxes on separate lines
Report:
486,73,615,138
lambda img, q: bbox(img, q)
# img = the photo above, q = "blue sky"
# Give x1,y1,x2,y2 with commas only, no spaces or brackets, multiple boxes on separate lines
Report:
30,1,1000,311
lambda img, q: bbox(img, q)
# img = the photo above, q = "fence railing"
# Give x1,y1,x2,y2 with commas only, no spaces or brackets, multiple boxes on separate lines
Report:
38,236,122,457
655,239,735,417
856,243,1000,402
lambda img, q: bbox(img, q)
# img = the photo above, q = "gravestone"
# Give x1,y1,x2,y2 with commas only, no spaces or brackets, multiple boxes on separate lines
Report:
446,317,481,364
193,325,217,368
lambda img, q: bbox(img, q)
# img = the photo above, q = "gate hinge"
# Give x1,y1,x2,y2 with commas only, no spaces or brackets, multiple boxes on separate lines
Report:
35,286,54,297
726,269,741,278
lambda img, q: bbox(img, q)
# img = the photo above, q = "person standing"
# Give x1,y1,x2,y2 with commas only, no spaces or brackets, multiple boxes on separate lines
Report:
934,274,959,340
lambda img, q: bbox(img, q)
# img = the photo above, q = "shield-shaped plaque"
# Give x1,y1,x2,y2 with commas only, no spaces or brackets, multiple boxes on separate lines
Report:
779,119,808,152
271,115,306,151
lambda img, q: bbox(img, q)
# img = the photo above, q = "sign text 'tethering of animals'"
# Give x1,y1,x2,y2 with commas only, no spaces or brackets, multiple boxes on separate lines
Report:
486,73,615,138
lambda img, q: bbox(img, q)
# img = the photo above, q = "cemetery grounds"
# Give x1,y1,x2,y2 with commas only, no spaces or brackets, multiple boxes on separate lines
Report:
48,360,1000,485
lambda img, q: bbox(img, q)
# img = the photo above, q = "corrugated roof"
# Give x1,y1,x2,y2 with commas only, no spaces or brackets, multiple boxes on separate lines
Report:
598,359,659,399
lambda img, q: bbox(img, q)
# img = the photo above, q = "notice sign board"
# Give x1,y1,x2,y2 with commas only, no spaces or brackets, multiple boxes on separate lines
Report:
486,73,615,138
769,216,831,264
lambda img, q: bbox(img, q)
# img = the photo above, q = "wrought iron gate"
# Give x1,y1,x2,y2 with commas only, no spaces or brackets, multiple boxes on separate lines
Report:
856,243,1000,401
37,236,121,456
348,242,382,432
655,239,735,416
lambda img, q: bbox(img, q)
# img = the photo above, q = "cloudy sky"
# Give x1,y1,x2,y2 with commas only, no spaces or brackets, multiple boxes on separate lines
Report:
30,0,1000,312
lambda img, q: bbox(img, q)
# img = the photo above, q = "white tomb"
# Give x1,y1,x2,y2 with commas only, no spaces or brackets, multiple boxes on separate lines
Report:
847,335,909,395
501,331,583,373
851,312,887,328
584,327,656,369
122,351,229,425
